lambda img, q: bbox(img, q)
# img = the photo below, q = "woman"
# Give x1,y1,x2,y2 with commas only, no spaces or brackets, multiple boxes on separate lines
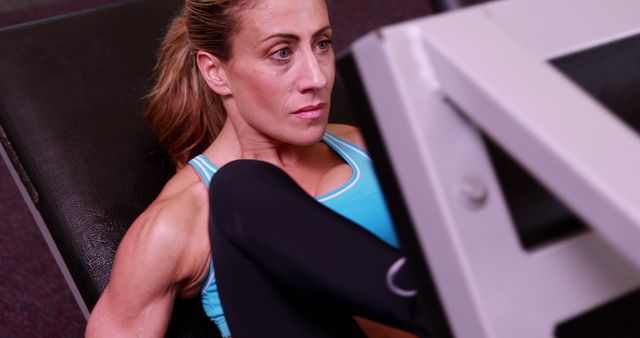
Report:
86,0,428,337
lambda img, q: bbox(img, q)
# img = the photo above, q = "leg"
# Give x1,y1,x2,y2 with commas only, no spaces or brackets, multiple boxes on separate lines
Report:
210,216,367,338
210,160,429,337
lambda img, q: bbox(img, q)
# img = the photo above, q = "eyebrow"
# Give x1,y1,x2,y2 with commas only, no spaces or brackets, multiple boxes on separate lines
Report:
260,25,332,44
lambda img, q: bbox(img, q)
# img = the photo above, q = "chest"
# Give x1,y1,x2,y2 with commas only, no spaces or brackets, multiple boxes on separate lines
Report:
286,154,353,198
313,163,354,197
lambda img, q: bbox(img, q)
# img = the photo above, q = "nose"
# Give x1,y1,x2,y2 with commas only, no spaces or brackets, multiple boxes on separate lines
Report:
297,49,327,93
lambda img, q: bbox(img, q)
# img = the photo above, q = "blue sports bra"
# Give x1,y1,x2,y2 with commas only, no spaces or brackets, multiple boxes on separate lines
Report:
188,131,398,337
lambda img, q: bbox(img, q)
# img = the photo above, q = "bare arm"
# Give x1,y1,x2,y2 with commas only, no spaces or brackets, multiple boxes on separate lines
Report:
86,206,190,337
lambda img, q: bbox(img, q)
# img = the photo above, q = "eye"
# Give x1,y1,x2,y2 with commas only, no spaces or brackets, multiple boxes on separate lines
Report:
271,47,292,61
316,39,333,53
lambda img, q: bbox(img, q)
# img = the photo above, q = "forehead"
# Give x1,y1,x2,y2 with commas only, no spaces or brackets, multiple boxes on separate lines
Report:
237,0,330,39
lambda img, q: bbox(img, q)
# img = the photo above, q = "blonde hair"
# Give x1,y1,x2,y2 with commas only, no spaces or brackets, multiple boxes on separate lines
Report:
144,1,250,169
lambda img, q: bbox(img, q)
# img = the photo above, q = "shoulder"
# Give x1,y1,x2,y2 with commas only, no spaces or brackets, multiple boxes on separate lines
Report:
137,167,208,245
89,168,210,334
326,123,368,151
114,166,210,292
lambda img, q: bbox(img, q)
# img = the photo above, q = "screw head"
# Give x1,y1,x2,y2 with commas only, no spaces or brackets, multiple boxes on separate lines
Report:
459,176,488,210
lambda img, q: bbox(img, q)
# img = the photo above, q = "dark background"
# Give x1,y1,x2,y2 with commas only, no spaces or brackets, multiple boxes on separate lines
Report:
0,0,486,337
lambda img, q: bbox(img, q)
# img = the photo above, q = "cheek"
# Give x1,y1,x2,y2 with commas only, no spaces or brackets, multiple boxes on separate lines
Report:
322,57,336,86
238,76,292,123
256,74,291,109
236,70,280,107
326,65,336,88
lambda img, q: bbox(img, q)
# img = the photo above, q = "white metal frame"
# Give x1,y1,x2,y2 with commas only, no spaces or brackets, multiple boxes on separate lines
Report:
349,0,640,337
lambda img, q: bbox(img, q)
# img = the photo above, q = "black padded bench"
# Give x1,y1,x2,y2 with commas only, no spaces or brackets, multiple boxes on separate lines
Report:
0,0,217,336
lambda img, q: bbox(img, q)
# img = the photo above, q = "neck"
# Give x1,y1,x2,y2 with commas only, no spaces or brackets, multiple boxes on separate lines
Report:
203,119,323,170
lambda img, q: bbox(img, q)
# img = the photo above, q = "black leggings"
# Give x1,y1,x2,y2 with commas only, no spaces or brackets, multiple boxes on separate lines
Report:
209,160,429,338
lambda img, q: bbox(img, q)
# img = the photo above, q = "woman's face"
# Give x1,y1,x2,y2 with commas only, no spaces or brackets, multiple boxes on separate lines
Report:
223,0,335,146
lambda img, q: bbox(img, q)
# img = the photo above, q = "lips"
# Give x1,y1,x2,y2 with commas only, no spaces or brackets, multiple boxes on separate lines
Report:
293,103,326,120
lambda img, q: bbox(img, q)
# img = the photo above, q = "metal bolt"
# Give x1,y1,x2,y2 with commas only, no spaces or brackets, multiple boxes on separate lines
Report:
460,176,488,209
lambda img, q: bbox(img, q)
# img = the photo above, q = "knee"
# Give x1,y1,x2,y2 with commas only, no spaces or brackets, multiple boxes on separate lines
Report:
209,159,288,206
208,160,294,241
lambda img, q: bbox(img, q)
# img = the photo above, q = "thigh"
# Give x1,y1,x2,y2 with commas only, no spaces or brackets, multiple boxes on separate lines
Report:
210,160,427,336
211,199,366,338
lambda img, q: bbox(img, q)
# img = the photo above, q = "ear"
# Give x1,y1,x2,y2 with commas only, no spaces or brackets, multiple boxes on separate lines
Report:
196,50,232,96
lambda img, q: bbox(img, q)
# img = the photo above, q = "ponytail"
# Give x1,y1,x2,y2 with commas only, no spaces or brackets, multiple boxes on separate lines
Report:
144,12,227,169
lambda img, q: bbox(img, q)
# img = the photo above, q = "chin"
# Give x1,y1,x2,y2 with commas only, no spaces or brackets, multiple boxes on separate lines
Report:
290,122,328,146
